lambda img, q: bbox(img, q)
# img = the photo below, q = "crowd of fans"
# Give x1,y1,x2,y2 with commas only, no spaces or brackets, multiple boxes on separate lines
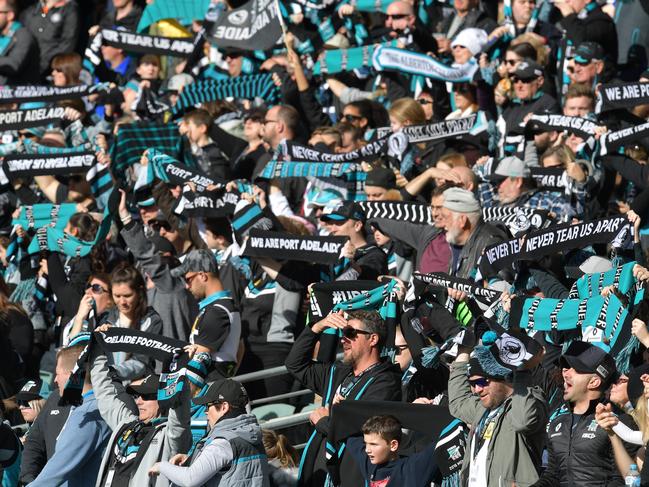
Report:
1,0,649,485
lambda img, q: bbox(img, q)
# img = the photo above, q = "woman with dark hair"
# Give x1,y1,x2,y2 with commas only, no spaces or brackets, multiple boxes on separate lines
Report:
50,53,82,87
65,272,114,345
100,264,163,381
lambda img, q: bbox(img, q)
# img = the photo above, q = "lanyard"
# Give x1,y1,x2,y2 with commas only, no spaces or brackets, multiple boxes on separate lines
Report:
337,362,380,398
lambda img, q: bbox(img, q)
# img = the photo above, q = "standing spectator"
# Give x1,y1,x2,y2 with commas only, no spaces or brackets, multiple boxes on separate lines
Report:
0,0,39,85
20,0,78,77
534,342,626,486
558,0,618,64
97,0,142,32
28,343,111,486
285,310,401,487
448,341,547,485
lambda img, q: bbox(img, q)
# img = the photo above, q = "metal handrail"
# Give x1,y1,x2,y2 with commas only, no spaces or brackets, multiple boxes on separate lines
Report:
260,411,312,430
233,353,343,383
250,389,313,406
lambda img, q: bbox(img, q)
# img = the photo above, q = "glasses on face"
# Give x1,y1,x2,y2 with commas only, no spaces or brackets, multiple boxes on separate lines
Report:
395,344,409,356
150,221,171,232
505,59,519,66
511,77,533,84
418,98,433,106
134,394,158,402
17,400,31,408
386,13,409,19
452,44,466,50
262,119,278,126
342,326,373,340
185,273,200,286
343,113,363,122
469,377,491,389
86,283,108,295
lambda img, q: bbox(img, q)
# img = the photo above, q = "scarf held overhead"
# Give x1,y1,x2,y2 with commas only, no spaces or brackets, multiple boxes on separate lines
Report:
0,84,108,104
0,106,65,130
414,271,500,304
374,113,487,143
101,28,195,57
360,200,432,225
596,81,649,113
2,152,96,179
207,0,282,51
525,114,600,140
242,229,347,264
479,215,629,275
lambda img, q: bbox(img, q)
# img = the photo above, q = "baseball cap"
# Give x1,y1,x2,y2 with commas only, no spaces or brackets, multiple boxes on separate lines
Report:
170,249,219,278
16,379,51,402
560,341,618,385
320,201,366,223
193,379,250,409
442,187,481,213
574,42,604,64
365,167,397,190
495,156,531,178
512,59,544,82
451,28,488,56
126,374,160,399
565,255,613,279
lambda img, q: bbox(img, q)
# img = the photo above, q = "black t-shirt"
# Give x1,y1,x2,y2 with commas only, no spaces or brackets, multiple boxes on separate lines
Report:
190,294,237,359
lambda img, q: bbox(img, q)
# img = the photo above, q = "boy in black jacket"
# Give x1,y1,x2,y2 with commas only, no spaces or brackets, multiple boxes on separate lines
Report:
347,415,438,487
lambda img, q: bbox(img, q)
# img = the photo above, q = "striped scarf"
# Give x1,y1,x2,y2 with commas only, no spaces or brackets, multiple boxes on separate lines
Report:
170,75,280,115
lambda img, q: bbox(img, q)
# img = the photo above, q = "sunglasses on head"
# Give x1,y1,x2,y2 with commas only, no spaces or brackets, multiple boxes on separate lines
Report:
468,377,491,388
86,283,108,294
342,326,373,340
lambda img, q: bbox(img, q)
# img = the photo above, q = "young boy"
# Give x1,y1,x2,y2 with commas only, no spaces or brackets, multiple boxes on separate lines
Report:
347,415,439,487
182,109,231,181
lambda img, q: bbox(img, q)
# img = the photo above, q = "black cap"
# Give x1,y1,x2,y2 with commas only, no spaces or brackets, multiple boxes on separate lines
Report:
320,201,366,223
560,342,618,385
15,379,50,402
365,167,397,190
512,59,544,81
193,379,249,409
574,42,604,64
627,363,649,407
126,374,160,399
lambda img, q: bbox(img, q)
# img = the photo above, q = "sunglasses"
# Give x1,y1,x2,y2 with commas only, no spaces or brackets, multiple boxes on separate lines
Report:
134,393,158,401
395,344,409,356
150,221,171,232
185,273,201,286
417,98,433,105
86,283,108,294
343,114,363,122
17,400,31,408
468,377,491,388
342,326,373,340
511,77,533,84
386,13,409,19
505,59,519,66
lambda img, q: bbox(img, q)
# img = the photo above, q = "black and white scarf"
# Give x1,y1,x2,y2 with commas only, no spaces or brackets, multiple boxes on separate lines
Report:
2,152,96,179
242,229,347,265
525,114,600,139
414,271,500,305
360,200,432,225
173,187,239,218
375,113,486,143
596,81,649,113
0,84,109,104
479,215,630,275
0,106,65,130
600,121,649,156
100,28,195,57
481,206,550,235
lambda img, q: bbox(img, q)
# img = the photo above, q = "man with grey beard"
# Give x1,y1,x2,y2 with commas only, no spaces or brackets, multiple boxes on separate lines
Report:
441,187,508,280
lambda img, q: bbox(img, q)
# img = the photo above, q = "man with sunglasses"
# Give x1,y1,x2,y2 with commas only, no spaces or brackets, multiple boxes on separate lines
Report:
171,249,241,378
499,59,559,156
448,339,546,486
89,337,196,487
286,309,401,487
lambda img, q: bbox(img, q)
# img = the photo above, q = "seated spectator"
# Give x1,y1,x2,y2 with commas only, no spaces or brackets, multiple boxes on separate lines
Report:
263,429,299,487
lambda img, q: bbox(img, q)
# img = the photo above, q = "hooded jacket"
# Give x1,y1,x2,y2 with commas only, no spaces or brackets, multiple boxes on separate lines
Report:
158,414,270,487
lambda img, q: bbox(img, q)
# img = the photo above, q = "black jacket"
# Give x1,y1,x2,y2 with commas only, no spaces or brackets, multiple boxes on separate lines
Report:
19,390,71,485
500,92,560,156
0,25,40,85
285,328,402,487
560,4,618,64
534,399,626,487
20,1,79,75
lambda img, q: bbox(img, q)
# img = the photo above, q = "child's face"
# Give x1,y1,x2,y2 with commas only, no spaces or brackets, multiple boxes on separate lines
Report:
363,433,397,465
137,61,160,80
185,120,205,144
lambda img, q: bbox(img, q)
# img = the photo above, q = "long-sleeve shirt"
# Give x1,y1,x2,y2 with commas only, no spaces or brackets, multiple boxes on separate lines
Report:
28,390,111,487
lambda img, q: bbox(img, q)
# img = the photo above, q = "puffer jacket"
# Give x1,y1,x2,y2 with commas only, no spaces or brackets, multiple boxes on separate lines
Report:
448,362,548,487
533,399,625,487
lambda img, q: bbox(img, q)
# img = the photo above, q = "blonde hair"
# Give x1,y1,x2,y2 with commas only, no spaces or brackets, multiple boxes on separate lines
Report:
28,398,46,417
632,396,649,443
389,98,426,126
262,429,298,468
